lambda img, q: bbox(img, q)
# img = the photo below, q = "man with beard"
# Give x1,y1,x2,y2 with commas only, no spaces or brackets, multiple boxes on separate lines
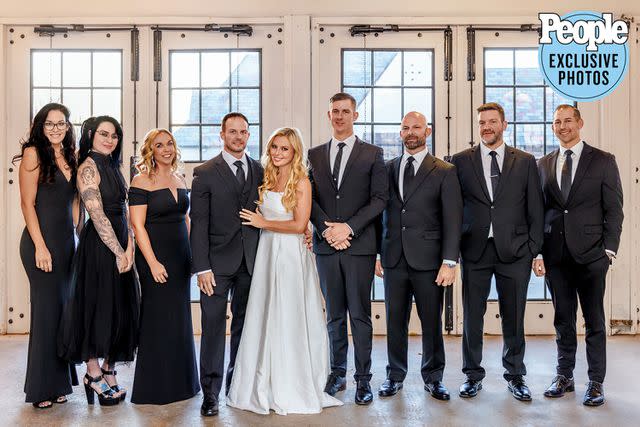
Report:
534,105,623,407
451,103,543,402
190,112,263,416
376,112,462,400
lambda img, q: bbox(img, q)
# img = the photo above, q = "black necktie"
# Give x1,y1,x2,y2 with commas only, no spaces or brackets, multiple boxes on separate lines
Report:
403,156,415,200
234,160,245,189
561,150,573,202
489,151,500,198
332,142,346,185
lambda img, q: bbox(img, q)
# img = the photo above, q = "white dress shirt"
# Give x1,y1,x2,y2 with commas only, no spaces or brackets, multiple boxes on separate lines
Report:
479,142,505,238
221,148,248,179
398,147,428,200
329,134,356,187
555,140,583,189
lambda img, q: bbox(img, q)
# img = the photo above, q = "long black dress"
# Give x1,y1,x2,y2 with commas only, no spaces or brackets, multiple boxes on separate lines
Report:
20,168,77,403
58,151,139,363
129,186,200,404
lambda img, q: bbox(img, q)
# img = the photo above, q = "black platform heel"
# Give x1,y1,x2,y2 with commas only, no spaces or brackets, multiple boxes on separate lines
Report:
102,368,127,402
83,373,120,406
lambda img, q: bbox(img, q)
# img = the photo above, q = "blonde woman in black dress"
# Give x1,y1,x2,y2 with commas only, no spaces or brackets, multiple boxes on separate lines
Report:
129,129,199,404
16,103,78,409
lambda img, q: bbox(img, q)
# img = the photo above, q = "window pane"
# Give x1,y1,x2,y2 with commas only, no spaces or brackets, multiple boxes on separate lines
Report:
171,89,200,125
172,126,200,161
171,52,200,88
202,52,230,87
63,52,91,87
93,89,121,122
516,124,544,158
93,52,121,87
373,124,402,160
515,49,543,85
351,87,372,123
546,88,574,122
515,87,544,122
231,89,260,123
62,89,91,124
343,50,371,86
404,88,432,120
485,87,514,122
548,132,561,153
32,88,61,116
502,126,514,146
372,276,384,301
527,276,546,299
202,125,223,160
230,51,260,86
485,50,513,85
246,125,261,159
373,88,401,123
202,89,230,124
354,124,372,143
373,51,401,86
404,51,432,87
32,51,61,87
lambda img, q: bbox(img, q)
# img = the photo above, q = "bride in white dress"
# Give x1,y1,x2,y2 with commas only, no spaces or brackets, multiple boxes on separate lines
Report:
226,127,343,415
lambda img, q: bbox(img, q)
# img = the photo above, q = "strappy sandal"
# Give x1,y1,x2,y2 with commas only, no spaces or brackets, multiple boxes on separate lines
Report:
54,396,68,404
83,373,120,406
101,368,127,402
32,400,53,409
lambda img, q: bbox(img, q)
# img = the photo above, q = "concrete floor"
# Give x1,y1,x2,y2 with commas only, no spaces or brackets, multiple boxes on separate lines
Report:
1,335,639,427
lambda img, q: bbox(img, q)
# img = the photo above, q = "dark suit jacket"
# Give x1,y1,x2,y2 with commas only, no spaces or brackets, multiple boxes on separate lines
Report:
309,137,389,255
189,153,264,276
380,153,463,271
451,144,544,263
537,143,623,265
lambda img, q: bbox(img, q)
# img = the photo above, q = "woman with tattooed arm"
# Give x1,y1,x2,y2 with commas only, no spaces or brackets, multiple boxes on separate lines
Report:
58,116,140,406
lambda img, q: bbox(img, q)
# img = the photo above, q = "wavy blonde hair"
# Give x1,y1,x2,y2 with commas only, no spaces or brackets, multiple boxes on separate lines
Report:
135,128,182,177
258,127,308,212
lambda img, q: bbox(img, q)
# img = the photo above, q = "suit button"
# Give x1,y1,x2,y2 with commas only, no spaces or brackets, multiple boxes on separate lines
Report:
564,210,568,214
402,226,406,231
336,195,340,199
402,209,406,213
491,205,495,209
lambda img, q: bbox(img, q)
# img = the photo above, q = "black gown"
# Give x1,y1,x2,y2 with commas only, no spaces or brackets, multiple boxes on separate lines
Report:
129,186,200,404
58,151,139,363
20,168,77,403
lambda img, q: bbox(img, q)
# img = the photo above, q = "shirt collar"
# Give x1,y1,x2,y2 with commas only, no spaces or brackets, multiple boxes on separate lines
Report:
403,147,429,164
331,134,357,149
559,140,584,158
480,141,506,158
221,149,247,167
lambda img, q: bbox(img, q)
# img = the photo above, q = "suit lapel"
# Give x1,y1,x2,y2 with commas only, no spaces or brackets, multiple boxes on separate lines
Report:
339,137,364,189
392,156,402,200
471,147,491,202
403,153,437,204
547,150,564,204
323,141,338,192
566,143,594,205
214,154,240,196
493,145,515,200
242,154,258,202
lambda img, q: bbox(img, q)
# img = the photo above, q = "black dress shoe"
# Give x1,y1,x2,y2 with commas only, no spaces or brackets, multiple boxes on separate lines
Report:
200,399,219,417
378,379,403,397
544,375,575,398
424,381,450,401
355,380,373,405
324,373,347,396
507,377,532,402
583,381,605,407
459,379,482,398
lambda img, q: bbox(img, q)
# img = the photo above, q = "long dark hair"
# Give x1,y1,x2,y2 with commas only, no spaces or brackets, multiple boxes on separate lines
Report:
78,116,124,168
12,103,77,185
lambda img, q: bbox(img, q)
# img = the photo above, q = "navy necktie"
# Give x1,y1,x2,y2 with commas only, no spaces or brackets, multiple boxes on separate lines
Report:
489,151,500,197
234,160,245,189
332,142,346,185
403,156,415,200
561,150,573,202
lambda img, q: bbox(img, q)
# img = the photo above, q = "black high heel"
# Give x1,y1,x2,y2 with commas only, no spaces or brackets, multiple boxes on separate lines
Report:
101,368,127,402
83,373,119,406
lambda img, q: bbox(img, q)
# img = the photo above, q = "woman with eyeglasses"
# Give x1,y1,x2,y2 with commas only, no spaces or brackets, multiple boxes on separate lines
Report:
15,103,79,409
58,116,140,406
128,129,199,404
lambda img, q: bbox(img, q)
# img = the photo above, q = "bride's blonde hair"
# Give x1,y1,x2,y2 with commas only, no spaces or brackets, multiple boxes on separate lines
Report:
258,127,308,212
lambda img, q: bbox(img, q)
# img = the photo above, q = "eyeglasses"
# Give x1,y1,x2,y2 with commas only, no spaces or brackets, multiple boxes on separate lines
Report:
44,121,69,131
96,130,119,140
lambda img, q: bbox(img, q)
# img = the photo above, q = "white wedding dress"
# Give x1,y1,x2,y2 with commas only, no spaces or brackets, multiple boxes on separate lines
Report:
226,191,343,415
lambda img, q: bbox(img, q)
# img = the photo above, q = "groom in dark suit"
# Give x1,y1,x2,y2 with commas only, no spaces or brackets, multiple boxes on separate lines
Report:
534,105,623,407
309,92,388,405
451,102,544,402
190,112,263,416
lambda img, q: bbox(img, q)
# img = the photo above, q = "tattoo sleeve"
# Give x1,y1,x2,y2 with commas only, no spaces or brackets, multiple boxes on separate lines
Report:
78,159,125,258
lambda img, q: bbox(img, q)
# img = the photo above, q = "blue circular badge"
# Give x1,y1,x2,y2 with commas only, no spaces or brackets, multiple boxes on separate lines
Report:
538,11,629,102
